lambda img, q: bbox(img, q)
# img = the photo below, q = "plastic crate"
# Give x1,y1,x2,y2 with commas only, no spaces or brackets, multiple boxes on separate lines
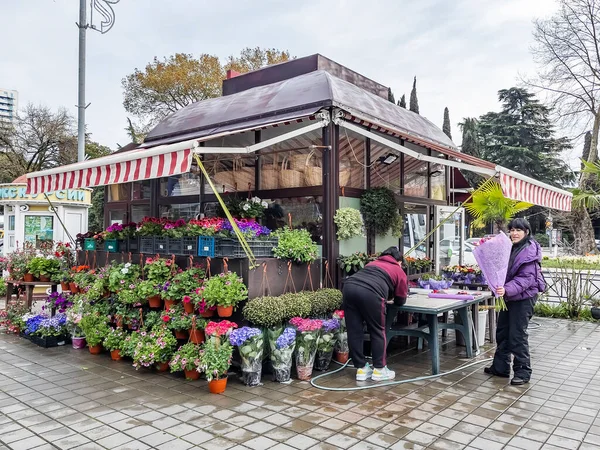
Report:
84,238,96,251
215,238,238,257
104,239,119,253
198,236,215,257
248,239,278,258
139,237,155,254
154,238,168,255
167,237,183,255
128,237,140,253
181,237,199,256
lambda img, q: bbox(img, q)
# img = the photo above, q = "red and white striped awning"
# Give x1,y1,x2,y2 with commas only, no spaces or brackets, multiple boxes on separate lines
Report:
499,170,572,212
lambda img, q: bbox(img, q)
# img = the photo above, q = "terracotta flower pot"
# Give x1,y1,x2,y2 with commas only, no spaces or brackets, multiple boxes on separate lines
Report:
24,273,34,282
175,330,189,340
200,309,215,318
208,377,228,394
183,302,195,314
110,349,122,361
89,344,103,355
217,305,234,317
60,282,70,291
335,351,349,364
39,275,50,282
189,329,205,344
184,369,200,381
71,336,86,349
148,295,163,309
155,362,169,372
69,282,79,294
164,299,177,311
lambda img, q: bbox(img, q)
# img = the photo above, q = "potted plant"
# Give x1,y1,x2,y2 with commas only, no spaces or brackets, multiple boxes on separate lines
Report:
8,250,32,281
333,207,364,241
132,326,177,371
144,257,176,307
308,289,343,318
229,327,264,386
337,252,373,276
136,280,160,307
103,327,127,360
199,339,234,393
108,263,141,293
273,228,318,264
166,306,192,340
163,267,205,307
360,187,399,236
590,297,600,320
43,292,73,314
270,326,296,383
333,310,349,363
29,314,68,347
314,318,340,371
189,315,207,344
66,307,85,349
169,343,203,380
289,317,322,380
202,272,248,317
80,313,110,354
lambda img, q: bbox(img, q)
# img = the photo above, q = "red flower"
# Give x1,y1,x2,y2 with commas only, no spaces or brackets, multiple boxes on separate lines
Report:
183,296,191,304
161,315,170,323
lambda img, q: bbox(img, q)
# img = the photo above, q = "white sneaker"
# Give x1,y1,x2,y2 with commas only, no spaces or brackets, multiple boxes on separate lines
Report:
372,366,396,381
356,363,374,381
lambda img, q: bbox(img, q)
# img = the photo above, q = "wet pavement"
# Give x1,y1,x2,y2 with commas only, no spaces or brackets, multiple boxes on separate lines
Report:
1,317,599,450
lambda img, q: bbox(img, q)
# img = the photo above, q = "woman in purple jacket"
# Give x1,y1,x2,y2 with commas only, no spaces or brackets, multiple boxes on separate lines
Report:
485,218,544,385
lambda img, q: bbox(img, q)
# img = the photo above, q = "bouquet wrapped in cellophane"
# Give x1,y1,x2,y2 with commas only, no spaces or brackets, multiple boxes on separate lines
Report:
472,233,512,311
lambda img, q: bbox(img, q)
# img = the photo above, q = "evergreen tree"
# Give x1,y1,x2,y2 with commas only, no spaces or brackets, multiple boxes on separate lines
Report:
458,117,483,187
387,88,395,104
478,87,574,187
409,76,419,114
398,94,406,108
443,107,452,140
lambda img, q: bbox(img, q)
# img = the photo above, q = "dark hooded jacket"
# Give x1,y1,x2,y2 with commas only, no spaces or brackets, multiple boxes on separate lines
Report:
504,239,545,301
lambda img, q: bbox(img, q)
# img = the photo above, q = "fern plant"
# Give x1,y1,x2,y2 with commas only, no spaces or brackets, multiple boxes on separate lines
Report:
464,182,531,231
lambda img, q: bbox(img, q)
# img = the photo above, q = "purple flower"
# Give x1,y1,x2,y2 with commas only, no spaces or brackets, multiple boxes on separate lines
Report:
229,327,262,346
321,319,340,333
275,327,296,349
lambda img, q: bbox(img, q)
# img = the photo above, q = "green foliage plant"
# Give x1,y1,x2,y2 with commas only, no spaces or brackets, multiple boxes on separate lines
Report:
273,228,318,264
333,208,364,241
199,340,233,381
360,188,399,236
202,272,248,308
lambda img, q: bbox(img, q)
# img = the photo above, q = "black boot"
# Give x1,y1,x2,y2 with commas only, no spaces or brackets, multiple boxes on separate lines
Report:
484,366,509,378
510,377,529,386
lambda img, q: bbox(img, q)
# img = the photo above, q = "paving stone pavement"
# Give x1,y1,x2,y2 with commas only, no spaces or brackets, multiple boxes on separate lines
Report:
1,317,599,450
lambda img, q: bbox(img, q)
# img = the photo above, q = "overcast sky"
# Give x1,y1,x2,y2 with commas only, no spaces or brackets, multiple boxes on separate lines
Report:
4,0,566,155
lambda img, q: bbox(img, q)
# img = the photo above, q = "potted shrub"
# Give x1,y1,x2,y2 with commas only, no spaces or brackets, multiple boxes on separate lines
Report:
169,342,203,380
103,327,127,361
80,313,110,354
590,297,600,320
314,318,340,371
202,272,248,317
333,207,364,241
229,327,264,386
273,228,318,264
308,289,343,318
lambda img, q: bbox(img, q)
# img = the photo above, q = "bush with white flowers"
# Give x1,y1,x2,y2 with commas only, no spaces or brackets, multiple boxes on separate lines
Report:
238,197,269,219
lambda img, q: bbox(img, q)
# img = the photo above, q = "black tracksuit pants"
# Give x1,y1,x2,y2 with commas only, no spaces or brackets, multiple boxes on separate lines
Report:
343,283,387,369
491,298,535,380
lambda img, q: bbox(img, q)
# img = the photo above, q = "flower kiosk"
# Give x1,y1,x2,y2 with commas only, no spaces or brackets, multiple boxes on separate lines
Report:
5,54,573,390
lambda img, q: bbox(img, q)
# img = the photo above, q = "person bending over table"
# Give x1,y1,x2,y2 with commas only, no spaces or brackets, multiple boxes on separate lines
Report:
342,246,408,382
485,218,545,386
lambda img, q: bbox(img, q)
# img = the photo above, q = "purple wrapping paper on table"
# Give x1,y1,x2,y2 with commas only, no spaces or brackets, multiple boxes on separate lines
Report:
428,293,475,300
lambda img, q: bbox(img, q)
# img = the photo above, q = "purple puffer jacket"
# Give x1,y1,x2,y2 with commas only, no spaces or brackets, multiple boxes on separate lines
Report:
504,239,544,301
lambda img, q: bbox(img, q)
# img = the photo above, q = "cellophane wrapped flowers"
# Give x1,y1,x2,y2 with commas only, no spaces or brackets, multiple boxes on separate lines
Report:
270,327,296,383
289,317,322,380
229,327,264,386
315,318,340,371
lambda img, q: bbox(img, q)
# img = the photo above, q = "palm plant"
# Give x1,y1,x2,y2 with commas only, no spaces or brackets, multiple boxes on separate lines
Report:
572,159,600,210
464,181,532,232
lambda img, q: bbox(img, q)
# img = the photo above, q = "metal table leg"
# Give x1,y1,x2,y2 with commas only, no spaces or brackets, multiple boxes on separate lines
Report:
426,314,440,375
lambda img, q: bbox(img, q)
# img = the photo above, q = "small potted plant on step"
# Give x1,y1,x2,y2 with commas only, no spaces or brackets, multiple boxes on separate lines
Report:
203,272,248,317
201,320,237,393
103,327,127,361
170,343,203,380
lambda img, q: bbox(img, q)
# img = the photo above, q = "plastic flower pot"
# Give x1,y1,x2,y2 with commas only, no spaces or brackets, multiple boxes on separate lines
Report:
208,377,228,394
60,282,70,291
200,309,215,318
148,295,163,309
334,351,349,364
217,305,234,317
89,344,103,355
110,349,122,361
189,329,205,344
184,369,200,381
164,299,177,311
39,275,50,282
72,337,86,349
69,282,79,294
155,362,169,372
314,349,334,371
24,273,34,282
183,302,195,314
296,364,314,381
175,330,189,340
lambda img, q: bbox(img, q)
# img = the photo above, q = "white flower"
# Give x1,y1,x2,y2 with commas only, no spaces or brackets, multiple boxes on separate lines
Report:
121,268,129,275
243,204,251,211
46,255,55,260
252,197,261,204
124,263,131,268
261,201,268,208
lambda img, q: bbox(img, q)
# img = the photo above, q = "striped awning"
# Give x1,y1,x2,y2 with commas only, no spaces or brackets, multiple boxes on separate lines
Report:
499,171,572,212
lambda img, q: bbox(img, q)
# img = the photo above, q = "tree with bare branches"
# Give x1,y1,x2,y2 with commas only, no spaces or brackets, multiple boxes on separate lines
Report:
530,0,600,254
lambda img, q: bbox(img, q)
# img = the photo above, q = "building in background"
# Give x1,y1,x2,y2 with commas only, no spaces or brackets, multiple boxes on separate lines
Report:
0,88,18,124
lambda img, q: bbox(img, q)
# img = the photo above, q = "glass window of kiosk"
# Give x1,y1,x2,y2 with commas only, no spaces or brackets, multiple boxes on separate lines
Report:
24,216,54,245
159,203,201,221
108,183,130,202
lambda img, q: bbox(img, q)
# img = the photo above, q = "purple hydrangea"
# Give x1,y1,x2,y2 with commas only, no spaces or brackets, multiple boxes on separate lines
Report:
321,319,340,333
275,327,296,349
229,327,262,346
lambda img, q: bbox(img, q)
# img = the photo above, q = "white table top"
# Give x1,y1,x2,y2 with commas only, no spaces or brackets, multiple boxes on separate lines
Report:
388,289,493,314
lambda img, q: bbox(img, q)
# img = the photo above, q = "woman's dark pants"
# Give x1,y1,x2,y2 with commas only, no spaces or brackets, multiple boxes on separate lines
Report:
491,298,535,380
343,284,387,369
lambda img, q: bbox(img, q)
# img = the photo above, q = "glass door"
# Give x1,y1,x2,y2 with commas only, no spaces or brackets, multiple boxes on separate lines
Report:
434,206,465,273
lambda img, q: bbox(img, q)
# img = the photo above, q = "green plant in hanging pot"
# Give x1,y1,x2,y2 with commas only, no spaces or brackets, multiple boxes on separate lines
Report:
273,227,318,264
337,252,375,274
333,207,364,241
360,187,399,236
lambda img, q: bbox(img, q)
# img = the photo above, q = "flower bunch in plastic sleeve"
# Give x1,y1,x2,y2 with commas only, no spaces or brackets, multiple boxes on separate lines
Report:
472,232,512,311
230,327,264,384
271,327,296,382
317,319,339,353
289,317,321,366
332,310,348,352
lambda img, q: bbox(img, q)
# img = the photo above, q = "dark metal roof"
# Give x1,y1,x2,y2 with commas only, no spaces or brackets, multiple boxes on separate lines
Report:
144,70,456,151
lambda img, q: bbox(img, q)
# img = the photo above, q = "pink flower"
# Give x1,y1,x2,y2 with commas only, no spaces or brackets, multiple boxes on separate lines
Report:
183,296,191,304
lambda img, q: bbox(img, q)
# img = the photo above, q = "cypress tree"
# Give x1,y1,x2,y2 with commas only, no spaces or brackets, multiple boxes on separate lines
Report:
398,94,406,108
387,88,395,104
443,107,452,140
409,76,419,114
582,131,592,170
